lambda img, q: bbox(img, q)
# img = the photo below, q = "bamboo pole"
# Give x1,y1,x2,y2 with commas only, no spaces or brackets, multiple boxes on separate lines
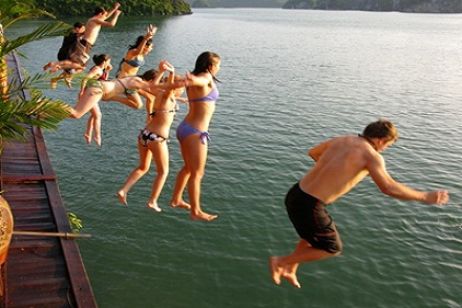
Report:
13,231,92,239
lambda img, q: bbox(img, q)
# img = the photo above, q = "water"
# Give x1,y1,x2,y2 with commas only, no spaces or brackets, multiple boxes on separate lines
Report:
12,8,462,307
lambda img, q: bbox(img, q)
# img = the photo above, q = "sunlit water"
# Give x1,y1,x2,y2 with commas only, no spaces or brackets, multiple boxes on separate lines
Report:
11,8,462,307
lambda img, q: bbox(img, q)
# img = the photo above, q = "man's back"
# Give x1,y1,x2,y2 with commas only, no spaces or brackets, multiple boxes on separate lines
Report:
300,135,375,204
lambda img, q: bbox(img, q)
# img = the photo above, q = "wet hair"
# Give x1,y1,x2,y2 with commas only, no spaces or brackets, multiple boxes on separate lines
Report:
93,7,105,16
362,119,399,142
139,69,157,81
73,22,84,28
92,54,110,66
191,51,221,82
129,36,153,50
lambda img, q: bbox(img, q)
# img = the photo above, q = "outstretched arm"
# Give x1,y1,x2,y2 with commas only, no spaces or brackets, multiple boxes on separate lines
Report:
131,25,156,56
367,152,449,205
105,2,121,19
96,9,122,27
183,71,212,88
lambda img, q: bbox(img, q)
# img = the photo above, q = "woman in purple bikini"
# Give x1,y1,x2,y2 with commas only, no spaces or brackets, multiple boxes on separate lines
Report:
170,51,221,222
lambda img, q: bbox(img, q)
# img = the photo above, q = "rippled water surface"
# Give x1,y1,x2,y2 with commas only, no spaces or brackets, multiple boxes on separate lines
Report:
13,8,462,307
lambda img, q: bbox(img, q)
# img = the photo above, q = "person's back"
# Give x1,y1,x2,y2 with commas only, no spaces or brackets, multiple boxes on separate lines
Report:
300,135,373,204
57,22,84,61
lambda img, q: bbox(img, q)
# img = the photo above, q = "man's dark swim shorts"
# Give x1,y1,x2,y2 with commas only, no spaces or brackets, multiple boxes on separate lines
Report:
285,183,342,254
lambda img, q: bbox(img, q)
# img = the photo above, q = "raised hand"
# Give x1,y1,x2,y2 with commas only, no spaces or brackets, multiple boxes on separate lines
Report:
146,24,157,37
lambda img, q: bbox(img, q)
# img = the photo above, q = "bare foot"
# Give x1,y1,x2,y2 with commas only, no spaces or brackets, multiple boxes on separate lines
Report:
84,134,91,144
147,201,162,212
170,200,191,210
281,270,301,288
269,257,283,285
190,211,218,222
117,190,128,206
93,135,101,147
43,62,52,71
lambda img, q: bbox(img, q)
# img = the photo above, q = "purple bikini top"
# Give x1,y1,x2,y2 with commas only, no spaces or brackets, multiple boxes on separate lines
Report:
189,86,219,103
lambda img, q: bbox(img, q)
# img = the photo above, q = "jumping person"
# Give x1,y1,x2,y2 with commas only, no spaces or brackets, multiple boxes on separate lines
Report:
44,3,122,73
269,119,449,288
170,51,221,222
81,54,113,146
67,61,171,132
50,22,85,88
117,64,187,211
116,24,157,122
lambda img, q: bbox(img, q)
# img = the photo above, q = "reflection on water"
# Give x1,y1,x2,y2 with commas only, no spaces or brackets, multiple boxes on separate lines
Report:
14,9,462,308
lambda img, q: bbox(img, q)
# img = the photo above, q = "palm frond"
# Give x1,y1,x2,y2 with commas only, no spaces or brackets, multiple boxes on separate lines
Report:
1,21,70,57
0,92,70,145
0,1,55,29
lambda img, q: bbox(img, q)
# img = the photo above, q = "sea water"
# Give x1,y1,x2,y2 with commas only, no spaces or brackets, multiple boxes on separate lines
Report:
13,9,462,307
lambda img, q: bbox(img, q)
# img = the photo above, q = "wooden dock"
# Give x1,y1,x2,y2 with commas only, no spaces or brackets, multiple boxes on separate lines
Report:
0,54,97,307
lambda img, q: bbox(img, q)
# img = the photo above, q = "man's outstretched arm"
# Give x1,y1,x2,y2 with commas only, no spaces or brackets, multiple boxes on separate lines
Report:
367,152,449,205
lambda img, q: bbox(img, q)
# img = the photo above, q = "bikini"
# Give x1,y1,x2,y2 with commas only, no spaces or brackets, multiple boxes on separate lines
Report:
149,98,177,117
123,57,145,68
116,57,145,77
139,129,167,146
141,98,177,146
116,78,136,96
176,86,219,144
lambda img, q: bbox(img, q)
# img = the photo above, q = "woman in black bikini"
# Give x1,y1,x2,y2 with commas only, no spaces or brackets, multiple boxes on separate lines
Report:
117,65,187,212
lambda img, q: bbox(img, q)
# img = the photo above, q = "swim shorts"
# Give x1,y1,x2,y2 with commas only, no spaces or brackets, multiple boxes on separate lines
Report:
285,183,342,254
69,39,92,66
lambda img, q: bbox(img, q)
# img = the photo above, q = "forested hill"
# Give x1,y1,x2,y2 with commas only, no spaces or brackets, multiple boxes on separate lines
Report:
187,0,286,8
33,0,191,17
282,0,462,13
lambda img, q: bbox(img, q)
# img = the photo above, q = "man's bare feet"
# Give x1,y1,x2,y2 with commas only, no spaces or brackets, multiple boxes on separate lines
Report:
147,201,162,212
170,200,191,210
117,190,128,206
281,270,301,288
269,257,283,285
190,211,218,222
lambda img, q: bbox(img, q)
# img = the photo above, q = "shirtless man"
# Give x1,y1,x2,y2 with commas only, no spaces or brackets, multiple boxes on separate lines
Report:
44,3,122,72
269,119,449,288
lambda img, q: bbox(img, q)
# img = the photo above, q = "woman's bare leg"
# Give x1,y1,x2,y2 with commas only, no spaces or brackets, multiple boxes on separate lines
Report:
110,92,143,109
146,141,169,212
84,115,94,144
170,140,192,210
181,135,217,221
91,104,102,146
69,89,103,119
117,141,153,206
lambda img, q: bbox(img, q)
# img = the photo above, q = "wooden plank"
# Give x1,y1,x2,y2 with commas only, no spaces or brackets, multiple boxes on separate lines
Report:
1,53,97,308
1,175,57,183
44,181,97,308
